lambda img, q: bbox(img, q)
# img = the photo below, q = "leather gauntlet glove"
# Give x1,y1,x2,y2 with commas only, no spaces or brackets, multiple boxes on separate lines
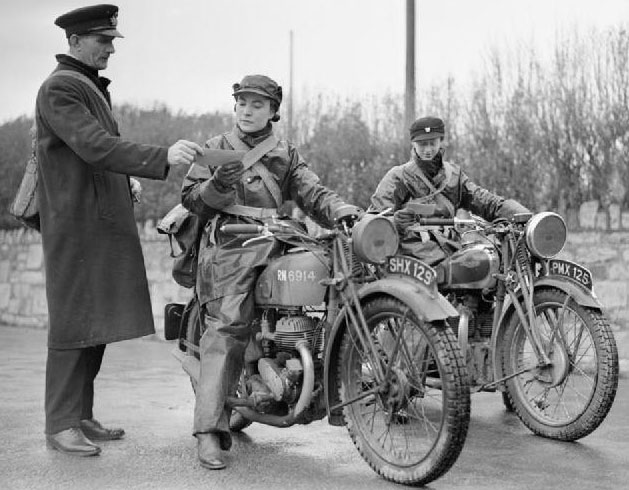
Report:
393,207,417,233
213,161,245,192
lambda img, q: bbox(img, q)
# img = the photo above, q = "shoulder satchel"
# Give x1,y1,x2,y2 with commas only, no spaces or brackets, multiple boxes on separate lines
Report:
157,204,200,289
9,124,39,230
9,70,112,230
224,132,282,207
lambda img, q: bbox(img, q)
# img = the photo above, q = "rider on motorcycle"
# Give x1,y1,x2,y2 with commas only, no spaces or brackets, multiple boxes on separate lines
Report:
181,74,361,471
369,116,529,265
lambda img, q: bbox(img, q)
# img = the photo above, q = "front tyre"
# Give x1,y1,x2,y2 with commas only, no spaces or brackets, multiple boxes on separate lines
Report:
502,288,619,441
337,297,470,486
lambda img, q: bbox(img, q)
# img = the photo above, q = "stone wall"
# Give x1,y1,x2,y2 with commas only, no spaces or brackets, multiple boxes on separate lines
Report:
0,223,191,334
0,203,627,367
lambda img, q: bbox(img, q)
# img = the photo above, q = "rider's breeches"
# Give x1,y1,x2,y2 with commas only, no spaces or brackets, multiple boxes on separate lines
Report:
193,292,253,447
45,344,106,434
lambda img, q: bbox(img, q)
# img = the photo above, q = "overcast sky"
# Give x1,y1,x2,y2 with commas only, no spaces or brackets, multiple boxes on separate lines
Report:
1,0,628,123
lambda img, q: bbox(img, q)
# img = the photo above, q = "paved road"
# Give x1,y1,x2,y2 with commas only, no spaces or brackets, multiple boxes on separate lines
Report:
0,325,627,490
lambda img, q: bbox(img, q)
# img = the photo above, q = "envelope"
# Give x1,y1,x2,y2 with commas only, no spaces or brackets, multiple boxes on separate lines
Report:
194,149,247,167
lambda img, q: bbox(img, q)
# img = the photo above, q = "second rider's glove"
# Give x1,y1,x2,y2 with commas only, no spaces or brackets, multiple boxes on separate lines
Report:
393,207,417,233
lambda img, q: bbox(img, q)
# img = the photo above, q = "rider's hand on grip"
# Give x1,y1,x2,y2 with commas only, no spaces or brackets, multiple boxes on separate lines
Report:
221,224,265,235
393,207,417,232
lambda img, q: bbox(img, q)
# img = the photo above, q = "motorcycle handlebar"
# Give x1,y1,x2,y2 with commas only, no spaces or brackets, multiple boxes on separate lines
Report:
221,224,269,234
418,217,454,226
417,217,477,227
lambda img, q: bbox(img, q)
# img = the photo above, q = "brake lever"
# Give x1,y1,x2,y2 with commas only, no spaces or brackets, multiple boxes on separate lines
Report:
241,223,275,247
243,234,274,247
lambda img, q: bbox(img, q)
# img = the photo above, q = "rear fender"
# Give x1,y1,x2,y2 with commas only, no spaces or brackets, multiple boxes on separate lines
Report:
492,277,603,381
324,276,458,425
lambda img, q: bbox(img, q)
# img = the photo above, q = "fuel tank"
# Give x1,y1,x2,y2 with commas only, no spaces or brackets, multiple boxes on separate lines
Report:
255,249,330,307
439,244,499,290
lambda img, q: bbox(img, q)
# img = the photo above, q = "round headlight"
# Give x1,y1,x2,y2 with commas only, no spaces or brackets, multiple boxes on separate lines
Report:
352,214,399,264
525,212,567,259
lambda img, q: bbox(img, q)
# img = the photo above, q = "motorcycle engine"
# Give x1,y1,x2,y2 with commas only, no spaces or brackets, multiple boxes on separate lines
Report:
258,356,303,403
255,315,323,404
273,316,323,354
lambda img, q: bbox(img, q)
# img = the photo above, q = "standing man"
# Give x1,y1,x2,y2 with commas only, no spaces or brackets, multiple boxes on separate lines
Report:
39,4,203,456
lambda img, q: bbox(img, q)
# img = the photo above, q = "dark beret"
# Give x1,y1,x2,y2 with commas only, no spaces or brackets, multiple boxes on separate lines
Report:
55,4,123,38
232,75,283,106
410,116,445,142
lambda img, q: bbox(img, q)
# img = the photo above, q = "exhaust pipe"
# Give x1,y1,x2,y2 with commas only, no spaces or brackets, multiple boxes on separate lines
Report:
173,342,316,428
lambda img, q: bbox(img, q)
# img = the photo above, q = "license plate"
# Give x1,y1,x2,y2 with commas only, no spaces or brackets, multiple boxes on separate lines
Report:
387,255,437,289
545,259,593,290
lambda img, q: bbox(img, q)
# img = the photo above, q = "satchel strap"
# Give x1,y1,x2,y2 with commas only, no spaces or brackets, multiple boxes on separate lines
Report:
51,70,112,111
224,131,279,170
30,70,114,151
412,161,456,218
224,131,283,207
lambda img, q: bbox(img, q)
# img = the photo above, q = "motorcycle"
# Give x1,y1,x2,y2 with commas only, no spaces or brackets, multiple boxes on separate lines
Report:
401,209,619,441
166,212,471,486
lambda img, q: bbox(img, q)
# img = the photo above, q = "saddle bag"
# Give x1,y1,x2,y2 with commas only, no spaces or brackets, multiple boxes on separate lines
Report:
157,204,202,288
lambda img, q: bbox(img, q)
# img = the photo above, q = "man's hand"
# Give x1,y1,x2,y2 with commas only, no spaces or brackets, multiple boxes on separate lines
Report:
167,140,204,166
213,161,245,191
130,177,142,203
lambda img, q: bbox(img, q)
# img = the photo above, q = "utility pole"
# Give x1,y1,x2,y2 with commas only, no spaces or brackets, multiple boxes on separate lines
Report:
288,30,294,141
405,0,416,133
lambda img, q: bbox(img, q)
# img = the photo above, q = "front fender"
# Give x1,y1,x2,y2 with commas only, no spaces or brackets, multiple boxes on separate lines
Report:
324,276,458,425
491,276,603,382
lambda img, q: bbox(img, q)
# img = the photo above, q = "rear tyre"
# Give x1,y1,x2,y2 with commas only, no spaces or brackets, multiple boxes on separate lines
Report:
183,298,253,432
502,288,619,441
183,297,201,393
337,296,470,486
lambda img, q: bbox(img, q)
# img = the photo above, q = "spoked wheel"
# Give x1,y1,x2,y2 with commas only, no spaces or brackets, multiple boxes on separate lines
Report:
337,297,470,486
502,288,619,441
184,298,253,432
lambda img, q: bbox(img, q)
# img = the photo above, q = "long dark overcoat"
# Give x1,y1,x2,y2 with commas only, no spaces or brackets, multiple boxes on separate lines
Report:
36,56,169,349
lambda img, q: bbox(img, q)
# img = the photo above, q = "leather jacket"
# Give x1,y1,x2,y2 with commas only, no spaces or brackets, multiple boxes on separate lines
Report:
369,156,529,220
181,126,349,303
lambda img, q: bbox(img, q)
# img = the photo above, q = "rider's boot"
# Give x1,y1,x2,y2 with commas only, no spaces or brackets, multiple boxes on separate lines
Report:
197,432,226,470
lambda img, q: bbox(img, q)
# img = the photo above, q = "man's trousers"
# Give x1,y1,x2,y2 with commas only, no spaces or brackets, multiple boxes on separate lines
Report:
45,344,105,434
